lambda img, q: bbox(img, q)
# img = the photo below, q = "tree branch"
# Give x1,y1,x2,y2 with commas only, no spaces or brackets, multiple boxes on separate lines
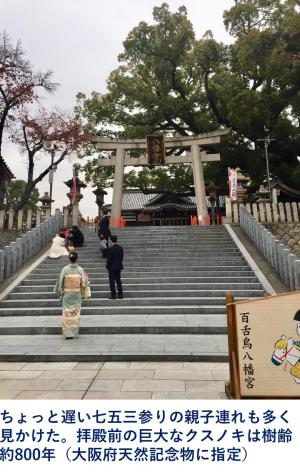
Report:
32,148,68,187
204,71,233,129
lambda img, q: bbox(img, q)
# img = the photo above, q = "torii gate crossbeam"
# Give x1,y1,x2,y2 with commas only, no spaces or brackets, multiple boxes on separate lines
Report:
92,129,230,226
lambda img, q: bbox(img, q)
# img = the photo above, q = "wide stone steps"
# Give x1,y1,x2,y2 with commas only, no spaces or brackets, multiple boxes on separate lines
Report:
0,226,264,361
6,290,264,300
21,272,254,283
26,267,253,276
0,334,228,362
0,295,258,308
72,251,243,257
0,314,227,335
14,282,262,292
35,252,243,269
0,305,227,316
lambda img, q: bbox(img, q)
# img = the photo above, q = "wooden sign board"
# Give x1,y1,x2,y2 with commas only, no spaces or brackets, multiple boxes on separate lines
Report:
227,291,300,398
146,135,165,166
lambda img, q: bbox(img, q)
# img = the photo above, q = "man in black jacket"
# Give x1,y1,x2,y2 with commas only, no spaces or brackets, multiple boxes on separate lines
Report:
106,235,124,299
98,210,111,241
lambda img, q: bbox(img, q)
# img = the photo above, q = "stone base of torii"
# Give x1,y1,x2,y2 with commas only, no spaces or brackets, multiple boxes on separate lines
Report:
92,130,230,227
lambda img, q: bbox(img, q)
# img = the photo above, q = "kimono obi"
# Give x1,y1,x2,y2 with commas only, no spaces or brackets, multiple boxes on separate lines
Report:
64,273,81,292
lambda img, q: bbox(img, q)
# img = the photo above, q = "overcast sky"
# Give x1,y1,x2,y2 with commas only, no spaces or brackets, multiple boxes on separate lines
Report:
1,0,234,217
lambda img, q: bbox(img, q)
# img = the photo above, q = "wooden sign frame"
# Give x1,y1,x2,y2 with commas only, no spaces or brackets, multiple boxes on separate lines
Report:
225,291,300,399
146,135,165,166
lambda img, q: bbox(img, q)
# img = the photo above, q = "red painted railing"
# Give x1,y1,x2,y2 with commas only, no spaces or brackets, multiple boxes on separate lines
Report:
110,216,126,228
190,215,224,226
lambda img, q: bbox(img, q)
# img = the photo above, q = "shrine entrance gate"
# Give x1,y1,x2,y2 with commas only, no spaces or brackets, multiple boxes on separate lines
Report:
92,129,230,227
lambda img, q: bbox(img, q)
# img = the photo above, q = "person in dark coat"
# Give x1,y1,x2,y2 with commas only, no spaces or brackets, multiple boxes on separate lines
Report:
98,211,111,241
106,235,124,299
68,225,84,247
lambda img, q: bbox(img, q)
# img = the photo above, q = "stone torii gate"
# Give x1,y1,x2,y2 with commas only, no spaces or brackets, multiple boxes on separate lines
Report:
92,129,230,227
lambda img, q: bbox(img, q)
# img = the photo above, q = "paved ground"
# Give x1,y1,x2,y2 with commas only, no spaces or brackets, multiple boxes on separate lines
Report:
0,361,228,399
0,225,283,400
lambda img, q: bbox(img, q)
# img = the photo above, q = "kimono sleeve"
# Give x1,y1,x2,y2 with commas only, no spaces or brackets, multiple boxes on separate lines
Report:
81,268,90,288
54,266,67,295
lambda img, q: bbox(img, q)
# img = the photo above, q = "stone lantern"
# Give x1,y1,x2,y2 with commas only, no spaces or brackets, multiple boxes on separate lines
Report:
236,168,250,202
64,171,87,226
93,187,107,217
255,184,270,203
39,192,54,221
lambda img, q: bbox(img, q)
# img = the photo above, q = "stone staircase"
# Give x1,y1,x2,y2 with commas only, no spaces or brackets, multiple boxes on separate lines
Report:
0,226,265,361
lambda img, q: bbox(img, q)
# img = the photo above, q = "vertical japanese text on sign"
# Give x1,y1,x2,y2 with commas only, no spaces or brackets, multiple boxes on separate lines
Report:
147,135,165,166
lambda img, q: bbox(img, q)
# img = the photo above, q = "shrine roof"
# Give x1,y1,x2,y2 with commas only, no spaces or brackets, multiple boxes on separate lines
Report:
0,156,15,180
105,189,225,211
273,180,300,200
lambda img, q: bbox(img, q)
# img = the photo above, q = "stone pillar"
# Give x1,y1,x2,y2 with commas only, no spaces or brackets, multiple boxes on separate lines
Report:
17,210,23,230
191,145,208,222
45,208,51,220
0,210,4,230
291,202,299,222
0,250,4,282
72,203,79,226
36,209,42,225
4,246,12,278
265,203,272,222
27,209,32,230
8,210,14,230
272,202,279,223
294,260,300,291
278,202,285,222
233,204,239,223
63,207,69,227
285,202,292,222
258,203,265,223
225,197,232,223
111,147,125,227
252,203,258,221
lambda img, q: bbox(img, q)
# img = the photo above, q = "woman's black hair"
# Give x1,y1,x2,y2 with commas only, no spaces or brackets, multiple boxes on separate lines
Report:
69,251,78,263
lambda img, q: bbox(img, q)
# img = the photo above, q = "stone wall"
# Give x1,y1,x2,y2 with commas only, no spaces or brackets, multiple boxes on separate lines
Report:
0,231,25,250
240,208,300,290
265,223,300,257
0,211,63,282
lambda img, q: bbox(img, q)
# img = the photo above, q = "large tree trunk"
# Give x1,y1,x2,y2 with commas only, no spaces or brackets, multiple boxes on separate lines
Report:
14,183,34,212
0,106,9,161
14,149,68,212
13,154,34,212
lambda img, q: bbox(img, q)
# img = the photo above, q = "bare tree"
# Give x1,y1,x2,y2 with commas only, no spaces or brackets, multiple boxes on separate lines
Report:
10,108,90,210
0,31,58,160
